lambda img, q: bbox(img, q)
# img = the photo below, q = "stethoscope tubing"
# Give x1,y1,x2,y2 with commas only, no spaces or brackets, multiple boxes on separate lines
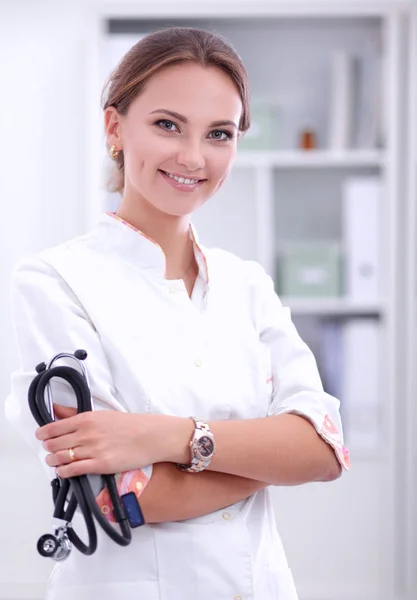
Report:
28,351,132,559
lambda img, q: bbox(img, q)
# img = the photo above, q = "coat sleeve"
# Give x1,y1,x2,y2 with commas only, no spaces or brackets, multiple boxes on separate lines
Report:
5,255,153,493
250,262,351,471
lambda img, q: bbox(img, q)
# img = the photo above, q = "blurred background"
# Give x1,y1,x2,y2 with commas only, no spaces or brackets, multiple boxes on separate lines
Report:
1,0,416,598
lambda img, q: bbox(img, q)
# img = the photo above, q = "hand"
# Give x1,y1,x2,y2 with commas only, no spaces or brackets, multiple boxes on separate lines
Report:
35,404,189,478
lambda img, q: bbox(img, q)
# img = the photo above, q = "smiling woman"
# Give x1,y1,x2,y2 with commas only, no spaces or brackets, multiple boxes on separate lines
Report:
100,28,251,286
105,63,242,218
102,28,250,195
6,26,349,600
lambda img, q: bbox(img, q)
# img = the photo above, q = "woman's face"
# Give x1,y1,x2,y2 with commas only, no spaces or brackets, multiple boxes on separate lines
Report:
106,62,243,217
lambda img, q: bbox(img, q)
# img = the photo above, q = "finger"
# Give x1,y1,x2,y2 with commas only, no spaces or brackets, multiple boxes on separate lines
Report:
56,459,100,479
42,433,81,454
53,404,78,419
36,412,89,441
46,446,88,468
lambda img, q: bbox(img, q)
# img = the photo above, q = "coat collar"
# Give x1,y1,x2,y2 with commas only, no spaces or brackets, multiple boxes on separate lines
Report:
95,212,209,284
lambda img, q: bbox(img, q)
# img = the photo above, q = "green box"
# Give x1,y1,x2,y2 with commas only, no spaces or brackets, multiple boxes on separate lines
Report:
238,102,279,151
278,241,342,298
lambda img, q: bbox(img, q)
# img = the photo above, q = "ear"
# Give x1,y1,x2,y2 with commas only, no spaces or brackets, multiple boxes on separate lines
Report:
104,106,123,151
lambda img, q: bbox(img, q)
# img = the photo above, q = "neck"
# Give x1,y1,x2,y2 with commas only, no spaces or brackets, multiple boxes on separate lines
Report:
116,192,195,279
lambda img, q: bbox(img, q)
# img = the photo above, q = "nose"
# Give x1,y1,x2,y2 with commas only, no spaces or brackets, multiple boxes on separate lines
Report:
176,138,205,173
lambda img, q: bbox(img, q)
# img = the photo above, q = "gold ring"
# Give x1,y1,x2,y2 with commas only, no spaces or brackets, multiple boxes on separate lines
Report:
68,448,77,462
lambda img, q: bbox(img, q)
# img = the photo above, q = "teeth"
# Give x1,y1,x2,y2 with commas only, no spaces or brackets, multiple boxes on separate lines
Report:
166,172,200,185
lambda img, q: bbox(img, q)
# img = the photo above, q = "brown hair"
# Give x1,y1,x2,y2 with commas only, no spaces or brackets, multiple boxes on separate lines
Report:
101,27,251,193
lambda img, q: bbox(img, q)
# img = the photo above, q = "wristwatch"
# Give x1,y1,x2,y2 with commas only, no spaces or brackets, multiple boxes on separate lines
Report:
178,417,216,473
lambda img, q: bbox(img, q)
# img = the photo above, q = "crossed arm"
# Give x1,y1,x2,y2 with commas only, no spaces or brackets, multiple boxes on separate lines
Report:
50,405,341,524
140,413,341,523
140,463,268,523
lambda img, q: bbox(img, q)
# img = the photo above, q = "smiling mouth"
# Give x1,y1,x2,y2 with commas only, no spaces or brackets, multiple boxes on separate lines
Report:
159,170,206,185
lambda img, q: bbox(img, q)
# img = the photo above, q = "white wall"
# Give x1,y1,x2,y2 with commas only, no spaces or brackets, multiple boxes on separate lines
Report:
0,1,91,597
0,1,410,599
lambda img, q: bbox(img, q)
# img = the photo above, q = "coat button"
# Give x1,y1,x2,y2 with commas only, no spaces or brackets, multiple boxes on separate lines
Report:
222,512,231,521
194,359,202,367
234,596,243,600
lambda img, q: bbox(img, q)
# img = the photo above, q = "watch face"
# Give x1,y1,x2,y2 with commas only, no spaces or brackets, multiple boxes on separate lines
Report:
198,435,214,458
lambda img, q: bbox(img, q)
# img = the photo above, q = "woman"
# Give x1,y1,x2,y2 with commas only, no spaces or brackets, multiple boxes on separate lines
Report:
6,27,350,600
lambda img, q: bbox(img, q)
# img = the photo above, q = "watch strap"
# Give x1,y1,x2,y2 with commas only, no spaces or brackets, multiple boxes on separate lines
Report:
177,417,215,473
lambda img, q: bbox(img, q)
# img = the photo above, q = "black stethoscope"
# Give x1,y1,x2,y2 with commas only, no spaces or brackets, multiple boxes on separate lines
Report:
28,349,144,561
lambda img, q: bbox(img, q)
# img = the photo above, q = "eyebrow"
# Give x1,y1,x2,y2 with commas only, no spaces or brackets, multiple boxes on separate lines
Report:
150,108,238,130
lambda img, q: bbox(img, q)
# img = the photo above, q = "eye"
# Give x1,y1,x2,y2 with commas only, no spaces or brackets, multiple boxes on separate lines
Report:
208,130,234,142
155,119,179,132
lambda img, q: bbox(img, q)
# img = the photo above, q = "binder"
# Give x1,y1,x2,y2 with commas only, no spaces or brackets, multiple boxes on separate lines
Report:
320,319,343,403
340,318,381,451
328,51,358,150
341,176,381,301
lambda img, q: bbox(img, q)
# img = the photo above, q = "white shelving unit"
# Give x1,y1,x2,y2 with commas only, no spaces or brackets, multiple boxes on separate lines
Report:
404,5,417,597
234,149,385,168
85,2,416,600
281,297,383,316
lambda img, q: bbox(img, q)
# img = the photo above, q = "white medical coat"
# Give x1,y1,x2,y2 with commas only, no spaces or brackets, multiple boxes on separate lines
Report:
5,212,350,600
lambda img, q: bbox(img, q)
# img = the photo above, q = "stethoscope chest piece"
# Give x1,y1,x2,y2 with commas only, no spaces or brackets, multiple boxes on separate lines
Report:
37,529,72,562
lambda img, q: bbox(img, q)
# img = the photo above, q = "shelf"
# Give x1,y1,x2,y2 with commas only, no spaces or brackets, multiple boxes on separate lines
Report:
234,149,384,169
280,297,383,316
